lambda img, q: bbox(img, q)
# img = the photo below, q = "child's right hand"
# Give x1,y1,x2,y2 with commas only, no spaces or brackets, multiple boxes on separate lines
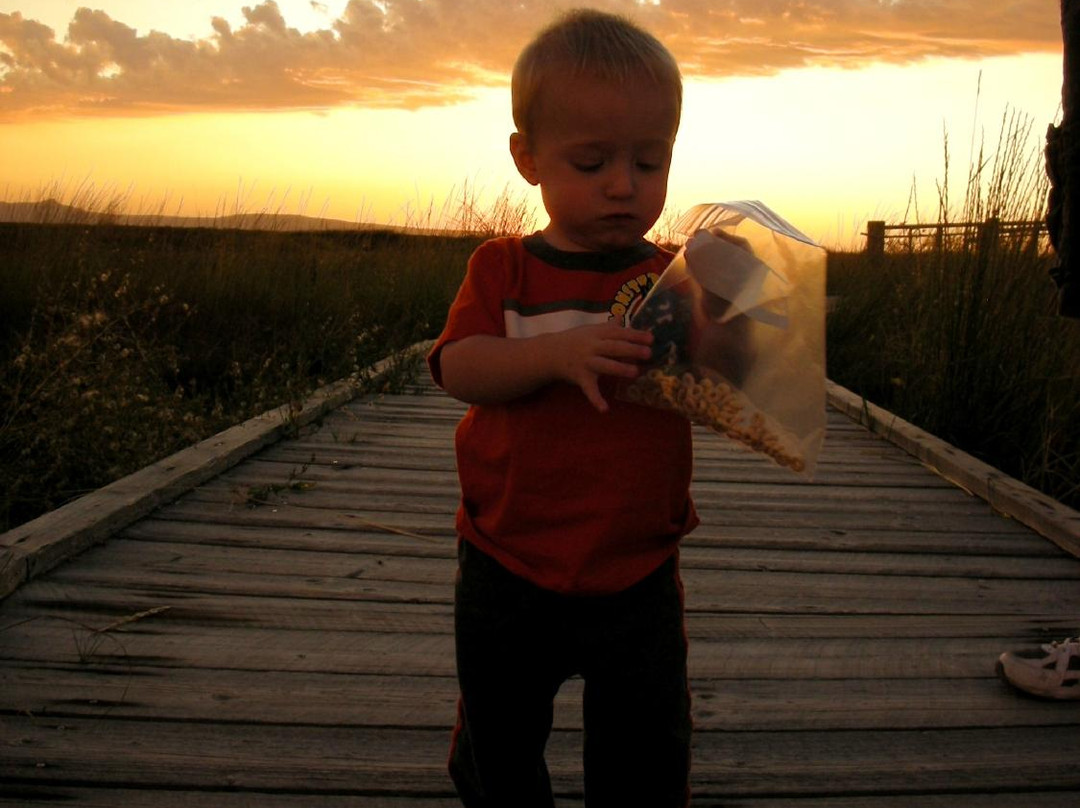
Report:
545,323,653,413
438,325,652,411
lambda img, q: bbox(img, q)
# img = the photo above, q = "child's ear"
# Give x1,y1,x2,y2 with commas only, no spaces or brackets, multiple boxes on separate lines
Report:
510,132,540,186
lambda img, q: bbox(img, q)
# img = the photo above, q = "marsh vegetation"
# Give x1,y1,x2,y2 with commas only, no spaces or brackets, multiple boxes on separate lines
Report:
2,115,1077,532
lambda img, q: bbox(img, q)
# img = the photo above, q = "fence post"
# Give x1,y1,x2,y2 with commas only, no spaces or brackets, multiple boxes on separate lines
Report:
866,220,885,256
978,217,1000,254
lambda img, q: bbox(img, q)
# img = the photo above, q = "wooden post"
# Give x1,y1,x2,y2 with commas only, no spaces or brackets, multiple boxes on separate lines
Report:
978,217,1000,255
866,220,885,256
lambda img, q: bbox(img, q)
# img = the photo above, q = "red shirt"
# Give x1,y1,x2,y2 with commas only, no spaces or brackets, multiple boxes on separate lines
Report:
428,234,697,595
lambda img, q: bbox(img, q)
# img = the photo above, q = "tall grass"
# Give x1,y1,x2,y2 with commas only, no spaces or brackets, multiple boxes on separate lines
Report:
5,127,1078,532
827,109,1080,509
0,185,537,531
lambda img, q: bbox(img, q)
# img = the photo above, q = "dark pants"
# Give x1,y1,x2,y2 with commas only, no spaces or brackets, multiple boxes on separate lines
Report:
449,540,692,808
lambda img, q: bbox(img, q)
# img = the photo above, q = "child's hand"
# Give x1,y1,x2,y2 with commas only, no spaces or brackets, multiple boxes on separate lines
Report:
548,323,653,412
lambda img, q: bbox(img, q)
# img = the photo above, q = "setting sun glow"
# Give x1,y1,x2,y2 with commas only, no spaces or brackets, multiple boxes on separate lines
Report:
0,1,1065,249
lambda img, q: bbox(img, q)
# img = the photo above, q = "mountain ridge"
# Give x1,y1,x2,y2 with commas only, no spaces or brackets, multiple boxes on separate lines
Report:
0,199,404,233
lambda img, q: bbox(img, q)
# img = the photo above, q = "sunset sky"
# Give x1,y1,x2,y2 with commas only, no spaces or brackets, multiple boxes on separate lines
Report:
0,1,1066,248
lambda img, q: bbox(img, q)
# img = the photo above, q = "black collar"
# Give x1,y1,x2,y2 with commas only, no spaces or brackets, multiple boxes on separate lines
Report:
522,232,658,272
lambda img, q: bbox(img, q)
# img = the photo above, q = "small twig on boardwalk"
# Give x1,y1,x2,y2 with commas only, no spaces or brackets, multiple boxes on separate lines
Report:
93,605,172,635
346,516,445,543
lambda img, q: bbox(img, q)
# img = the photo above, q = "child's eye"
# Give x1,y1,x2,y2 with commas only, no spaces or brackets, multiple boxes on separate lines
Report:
637,161,661,172
573,161,604,173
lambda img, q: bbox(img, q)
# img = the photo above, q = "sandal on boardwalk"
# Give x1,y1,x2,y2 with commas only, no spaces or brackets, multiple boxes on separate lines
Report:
997,636,1080,700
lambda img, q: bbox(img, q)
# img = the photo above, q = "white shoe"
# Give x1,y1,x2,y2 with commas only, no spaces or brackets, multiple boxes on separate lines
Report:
997,636,1080,700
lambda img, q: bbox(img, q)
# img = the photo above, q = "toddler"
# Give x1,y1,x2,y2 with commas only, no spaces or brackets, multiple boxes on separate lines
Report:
428,9,695,807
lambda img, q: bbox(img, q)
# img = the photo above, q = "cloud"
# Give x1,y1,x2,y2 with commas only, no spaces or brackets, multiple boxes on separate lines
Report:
0,0,1062,120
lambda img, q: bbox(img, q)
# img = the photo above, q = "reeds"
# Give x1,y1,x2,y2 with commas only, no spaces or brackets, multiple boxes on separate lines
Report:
827,109,1080,509
5,120,1078,531
0,186,537,531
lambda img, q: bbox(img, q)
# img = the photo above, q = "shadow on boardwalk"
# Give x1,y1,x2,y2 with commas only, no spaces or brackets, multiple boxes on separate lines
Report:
2,376,1080,806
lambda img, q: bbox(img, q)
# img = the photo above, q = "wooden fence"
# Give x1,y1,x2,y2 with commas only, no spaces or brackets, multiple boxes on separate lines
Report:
864,218,1048,255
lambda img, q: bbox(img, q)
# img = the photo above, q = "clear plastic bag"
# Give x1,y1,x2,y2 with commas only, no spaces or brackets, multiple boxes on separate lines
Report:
620,201,826,477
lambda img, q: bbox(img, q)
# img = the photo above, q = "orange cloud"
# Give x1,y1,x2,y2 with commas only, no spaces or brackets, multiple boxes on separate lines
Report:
0,0,1062,120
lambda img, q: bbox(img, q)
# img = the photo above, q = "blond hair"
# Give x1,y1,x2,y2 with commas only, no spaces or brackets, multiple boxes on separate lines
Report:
511,8,682,137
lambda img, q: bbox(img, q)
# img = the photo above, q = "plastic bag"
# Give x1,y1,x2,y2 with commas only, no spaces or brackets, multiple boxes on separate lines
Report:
620,201,826,477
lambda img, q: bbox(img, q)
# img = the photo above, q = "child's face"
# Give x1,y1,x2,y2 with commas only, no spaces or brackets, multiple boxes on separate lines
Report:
511,70,679,253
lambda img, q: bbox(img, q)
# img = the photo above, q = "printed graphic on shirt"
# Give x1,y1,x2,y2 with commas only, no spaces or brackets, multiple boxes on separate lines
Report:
502,272,660,337
610,272,660,325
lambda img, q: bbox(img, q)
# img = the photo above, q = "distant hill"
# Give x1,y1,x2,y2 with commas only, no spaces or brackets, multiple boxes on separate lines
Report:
0,199,399,233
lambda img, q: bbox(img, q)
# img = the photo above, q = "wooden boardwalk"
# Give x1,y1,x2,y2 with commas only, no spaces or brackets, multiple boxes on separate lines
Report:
2,374,1080,806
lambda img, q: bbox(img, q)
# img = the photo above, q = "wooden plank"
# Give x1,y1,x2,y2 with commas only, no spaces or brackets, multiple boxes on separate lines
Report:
2,581,454,633
37,564,455,607
41,539,454,585
687,726,1080,796
8,582,1077,641
25,533,1080,587
3,717,1080,797
0,790,465,808
21,554,1080,616
120,518,458,557
681,567,1080,616
74,533,1080,582
259,438,933,475
679,545,1080,579
113,515,1062,560
146,498,455,536
0,718,464,795
205,471,977,508
239,452,956,490
4,662,1078,732
3,791,1078,808
3,620,1075,683
0,665,461,728
152,486,1023,538
214,456,979,507
685,523,1064,557
0,622,459,677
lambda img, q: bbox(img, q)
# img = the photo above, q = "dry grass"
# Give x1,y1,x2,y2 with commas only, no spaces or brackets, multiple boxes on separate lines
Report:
0,185,535,531
827,110,1080,509
4,128,1078,532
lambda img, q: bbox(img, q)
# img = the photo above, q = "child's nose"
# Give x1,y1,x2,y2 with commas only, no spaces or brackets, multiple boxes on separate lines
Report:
605,161,636,198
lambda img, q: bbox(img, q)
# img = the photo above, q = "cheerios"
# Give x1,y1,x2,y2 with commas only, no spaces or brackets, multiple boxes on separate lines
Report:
622,366,805,472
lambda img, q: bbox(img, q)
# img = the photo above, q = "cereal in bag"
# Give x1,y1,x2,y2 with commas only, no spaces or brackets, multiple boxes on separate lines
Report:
621,201,826,477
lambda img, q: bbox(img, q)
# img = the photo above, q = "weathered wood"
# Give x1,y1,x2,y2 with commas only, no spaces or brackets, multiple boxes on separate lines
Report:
827,380,1080,556
4,662,1078,733
18,554,1076,617
3,717,1080,798
862,218,1048,254
3,792,1078,808
3,620,1076,684
2,368,1080,806
147,497,455,536
26,533,1077,582
0,790,467,808
0,350,430,599
114,515,1061,559
8,582,1076,643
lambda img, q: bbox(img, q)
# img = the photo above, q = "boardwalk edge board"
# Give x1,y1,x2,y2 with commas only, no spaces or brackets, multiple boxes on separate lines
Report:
826,380,1080,559
0,346,429,601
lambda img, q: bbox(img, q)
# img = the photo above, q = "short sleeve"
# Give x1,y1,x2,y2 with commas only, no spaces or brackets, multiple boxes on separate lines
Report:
427,239,515,388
